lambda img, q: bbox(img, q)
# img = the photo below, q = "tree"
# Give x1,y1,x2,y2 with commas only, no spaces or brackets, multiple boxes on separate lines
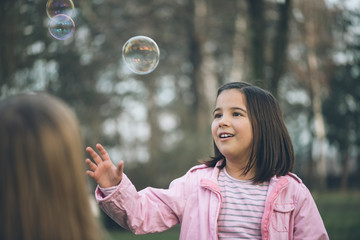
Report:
289,0,333,190
323,6,360,191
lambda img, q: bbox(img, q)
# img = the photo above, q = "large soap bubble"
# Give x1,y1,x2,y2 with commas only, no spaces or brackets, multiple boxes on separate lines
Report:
48,14,75,40
122,36,160,75
46,0,75,18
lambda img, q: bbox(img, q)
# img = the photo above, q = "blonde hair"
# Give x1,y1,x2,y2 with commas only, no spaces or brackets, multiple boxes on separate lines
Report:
0,93,103,240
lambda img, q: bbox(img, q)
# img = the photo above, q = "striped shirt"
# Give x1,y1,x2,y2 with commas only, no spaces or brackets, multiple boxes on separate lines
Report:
217,168,269,239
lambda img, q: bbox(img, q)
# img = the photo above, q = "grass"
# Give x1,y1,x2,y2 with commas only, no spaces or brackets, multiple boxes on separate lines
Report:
313,190,360,240
106,191,360,240
106,225,180,240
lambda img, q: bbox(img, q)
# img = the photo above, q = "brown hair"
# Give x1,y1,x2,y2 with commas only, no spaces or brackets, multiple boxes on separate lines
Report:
203,81,294,183
0,93,103,240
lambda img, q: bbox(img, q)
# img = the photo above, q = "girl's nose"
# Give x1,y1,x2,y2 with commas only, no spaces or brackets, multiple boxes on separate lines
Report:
218,115,229,127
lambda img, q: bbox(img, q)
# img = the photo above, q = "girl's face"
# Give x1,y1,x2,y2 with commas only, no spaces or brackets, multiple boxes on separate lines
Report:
211,89,253,164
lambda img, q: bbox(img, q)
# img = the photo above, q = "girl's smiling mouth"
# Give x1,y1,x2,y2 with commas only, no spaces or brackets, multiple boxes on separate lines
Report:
219,132,234,139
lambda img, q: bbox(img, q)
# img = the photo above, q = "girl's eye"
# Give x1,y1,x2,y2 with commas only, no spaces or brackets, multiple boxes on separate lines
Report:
214,113,222,119
233,112,242,117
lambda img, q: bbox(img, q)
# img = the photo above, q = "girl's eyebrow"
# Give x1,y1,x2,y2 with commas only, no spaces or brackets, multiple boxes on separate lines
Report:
213,107,247,114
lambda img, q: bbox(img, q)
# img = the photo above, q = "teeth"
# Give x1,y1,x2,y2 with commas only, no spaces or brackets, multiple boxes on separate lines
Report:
220,133,233,138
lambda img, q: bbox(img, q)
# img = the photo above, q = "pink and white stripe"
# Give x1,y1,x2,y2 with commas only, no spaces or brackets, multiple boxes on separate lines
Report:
217,168,269,239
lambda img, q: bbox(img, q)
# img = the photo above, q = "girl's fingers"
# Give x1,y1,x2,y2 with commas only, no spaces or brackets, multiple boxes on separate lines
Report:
86,146,103,165
86,170,95,178
117,161,124,176
96,143,111,162
85,158,97,171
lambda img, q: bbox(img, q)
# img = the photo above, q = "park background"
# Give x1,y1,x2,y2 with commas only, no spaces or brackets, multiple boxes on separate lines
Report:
1,0,359,239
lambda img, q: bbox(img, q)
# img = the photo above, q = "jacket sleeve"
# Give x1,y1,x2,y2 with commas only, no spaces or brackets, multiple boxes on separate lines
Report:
293,184,329,240
95,172,190,234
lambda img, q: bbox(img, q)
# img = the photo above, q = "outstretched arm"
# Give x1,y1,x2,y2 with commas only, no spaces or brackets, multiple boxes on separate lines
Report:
85,143,123,188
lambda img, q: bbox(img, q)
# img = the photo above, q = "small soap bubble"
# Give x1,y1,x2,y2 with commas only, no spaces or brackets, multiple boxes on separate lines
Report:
122,36,160,75
46,0,75,19
48,14,75,40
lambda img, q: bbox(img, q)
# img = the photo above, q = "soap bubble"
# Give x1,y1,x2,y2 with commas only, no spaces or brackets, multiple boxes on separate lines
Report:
46,0,75,19
122,36,160,75
48,14,75,40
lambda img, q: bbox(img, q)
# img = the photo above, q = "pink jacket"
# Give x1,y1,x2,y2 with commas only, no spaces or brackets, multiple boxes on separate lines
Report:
95,161,329,240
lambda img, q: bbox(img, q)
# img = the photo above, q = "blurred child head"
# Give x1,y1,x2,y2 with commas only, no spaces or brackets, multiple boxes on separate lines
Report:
0,93,103,240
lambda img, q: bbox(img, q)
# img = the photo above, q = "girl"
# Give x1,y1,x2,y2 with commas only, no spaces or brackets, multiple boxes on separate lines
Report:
86,81,329,239
0,93,104,240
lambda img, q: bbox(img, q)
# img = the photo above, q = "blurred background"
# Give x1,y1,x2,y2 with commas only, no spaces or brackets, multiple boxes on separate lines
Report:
1,0,359,239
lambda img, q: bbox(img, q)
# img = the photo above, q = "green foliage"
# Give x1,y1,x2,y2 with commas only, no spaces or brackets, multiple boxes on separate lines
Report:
323,62,360,150
322,8,360,187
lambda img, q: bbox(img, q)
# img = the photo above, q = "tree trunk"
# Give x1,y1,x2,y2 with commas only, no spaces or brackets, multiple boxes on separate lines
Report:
301,0,329,190
0,0,17,88
340,124,351,192
341,142,350,192
230,0,247,83
306,112,315,190
188,0,218,155
268,0,292,97
146,77,162,162
246,0,266,87
307,50,327,190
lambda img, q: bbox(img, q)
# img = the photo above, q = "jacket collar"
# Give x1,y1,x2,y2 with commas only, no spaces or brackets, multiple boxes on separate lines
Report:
199,160,224,194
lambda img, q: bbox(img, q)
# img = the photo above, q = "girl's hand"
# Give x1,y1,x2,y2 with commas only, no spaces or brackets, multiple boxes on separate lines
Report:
85,143,124,188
